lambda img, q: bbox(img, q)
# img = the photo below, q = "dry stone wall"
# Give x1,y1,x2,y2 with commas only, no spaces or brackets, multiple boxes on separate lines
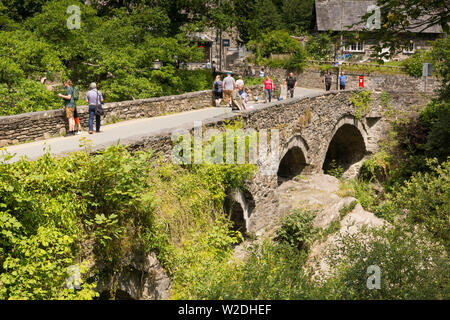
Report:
0,90,214,146
233,66,441,93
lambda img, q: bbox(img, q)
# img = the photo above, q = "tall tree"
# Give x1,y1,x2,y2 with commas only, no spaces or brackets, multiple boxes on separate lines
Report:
281,0,315,34
233,0,284,41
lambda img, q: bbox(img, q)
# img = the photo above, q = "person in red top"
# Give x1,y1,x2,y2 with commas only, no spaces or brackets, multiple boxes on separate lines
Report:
264,75,275,103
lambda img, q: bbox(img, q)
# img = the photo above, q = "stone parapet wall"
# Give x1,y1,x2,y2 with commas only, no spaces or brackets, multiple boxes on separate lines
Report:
0,86,270,147
233,66,442,93
0,90,214,146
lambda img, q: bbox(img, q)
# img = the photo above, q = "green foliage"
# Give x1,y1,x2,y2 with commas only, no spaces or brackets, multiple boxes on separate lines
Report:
350,90,372,120
280,0,315,35
0,0,211,115
0,227,97,300
233,0,315,42
305,33,334,60
0,79,61,116
248,30,302,59
379,91,391,109
275,208,318,252
420,100,450,162
320,225,449,299
180,240,313,300
386,159,450,250
430,37,450,100
360,150,391,182
0,143,255,299
183,220,448,300
402,50,432,77
327,159,344,178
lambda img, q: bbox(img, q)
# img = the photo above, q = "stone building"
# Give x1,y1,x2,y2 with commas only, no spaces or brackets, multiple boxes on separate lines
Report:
314,0,444,62
188,28,248,71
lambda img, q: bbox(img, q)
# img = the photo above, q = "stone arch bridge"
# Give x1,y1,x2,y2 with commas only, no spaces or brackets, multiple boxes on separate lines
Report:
124,89,426,234
4,89,430,234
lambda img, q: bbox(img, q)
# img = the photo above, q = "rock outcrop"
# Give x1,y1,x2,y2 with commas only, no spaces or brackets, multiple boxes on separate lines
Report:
99,251,171,300
237,174,385,275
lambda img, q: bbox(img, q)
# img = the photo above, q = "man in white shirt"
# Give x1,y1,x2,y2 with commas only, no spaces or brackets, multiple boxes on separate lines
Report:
236,75,244,88
222,72,236,107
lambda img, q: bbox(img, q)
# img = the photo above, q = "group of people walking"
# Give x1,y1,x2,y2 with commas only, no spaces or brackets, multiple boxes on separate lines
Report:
212,72,250,111
58,81,104,135
212,71,301,109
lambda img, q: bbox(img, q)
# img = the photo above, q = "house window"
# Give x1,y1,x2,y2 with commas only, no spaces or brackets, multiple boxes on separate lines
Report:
403,41,415,53
344,42,365,52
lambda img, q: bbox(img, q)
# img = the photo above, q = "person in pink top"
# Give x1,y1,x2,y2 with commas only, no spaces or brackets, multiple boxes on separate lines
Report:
264,75,275,103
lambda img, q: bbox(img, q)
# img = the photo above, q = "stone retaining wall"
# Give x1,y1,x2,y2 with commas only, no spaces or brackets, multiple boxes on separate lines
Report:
233,66,442,93
0,90,214,146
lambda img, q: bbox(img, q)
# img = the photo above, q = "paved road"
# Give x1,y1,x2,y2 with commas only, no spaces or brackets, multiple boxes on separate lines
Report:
4,87,322,163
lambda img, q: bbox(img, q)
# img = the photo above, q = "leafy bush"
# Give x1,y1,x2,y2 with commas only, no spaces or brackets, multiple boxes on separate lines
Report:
0,79,61,116
183,223,449,300
338,178,380,212
248,30,302,59
327,159,344,178
0,144,255,299
402,50,432,77
305,33,333,60
420,100,450,163
386,159,450,250
350,90,372,120
275,208,318,251
320,225,449,299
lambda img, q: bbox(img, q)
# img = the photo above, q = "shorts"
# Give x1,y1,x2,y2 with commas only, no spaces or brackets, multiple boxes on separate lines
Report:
214,91,223,99
224,90,233,103
65,107,75,119
340,84,346,90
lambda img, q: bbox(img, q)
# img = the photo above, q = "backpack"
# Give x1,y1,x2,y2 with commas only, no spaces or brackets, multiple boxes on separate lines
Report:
214,81,219,91
73,86,79,101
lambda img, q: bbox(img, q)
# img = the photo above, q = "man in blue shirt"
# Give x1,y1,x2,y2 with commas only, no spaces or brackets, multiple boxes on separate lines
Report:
86,83,104,134
339,72,347,90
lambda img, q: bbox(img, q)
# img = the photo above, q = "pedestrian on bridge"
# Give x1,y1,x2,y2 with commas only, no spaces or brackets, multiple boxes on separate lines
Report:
324,71,333,91
264,75,275,103
58,80,76,136
86,83,104,134
231,87,244,111
222,72,236,107
339,71,347,90
236,75,244,88
285,73,297,99
213,75,223,107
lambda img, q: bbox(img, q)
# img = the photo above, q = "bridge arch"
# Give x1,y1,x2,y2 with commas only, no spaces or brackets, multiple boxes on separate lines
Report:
224,189,255,235
277,135,309,185
322,115,368,175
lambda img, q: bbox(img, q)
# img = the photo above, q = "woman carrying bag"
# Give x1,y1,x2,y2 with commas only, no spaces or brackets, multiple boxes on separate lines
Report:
86,83,104,134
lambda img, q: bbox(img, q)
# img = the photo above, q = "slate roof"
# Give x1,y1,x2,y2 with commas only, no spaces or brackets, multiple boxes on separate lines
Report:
315,0,443,33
